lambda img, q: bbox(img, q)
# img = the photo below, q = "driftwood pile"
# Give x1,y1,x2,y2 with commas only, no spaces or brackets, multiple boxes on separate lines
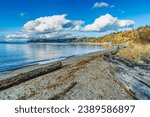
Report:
104,55,150,100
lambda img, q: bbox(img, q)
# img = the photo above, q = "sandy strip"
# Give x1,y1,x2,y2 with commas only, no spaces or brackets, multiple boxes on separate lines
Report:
0,47,133,100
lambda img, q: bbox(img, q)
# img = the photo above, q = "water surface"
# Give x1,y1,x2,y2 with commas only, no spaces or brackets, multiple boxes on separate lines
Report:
0,43,105,73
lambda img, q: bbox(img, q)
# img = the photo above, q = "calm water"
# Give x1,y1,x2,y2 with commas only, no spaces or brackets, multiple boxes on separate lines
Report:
0,43,105,73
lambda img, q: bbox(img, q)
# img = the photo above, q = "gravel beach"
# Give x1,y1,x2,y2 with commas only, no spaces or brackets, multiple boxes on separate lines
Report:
0,48,133,100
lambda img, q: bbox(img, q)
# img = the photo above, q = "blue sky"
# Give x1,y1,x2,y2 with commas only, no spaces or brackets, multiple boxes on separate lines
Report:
0,0,150,39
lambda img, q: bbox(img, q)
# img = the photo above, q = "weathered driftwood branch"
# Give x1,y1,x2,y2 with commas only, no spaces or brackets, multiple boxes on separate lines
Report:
104,55,150,100
113,71,150,100
109,69,138,99
0,61,62,91
48,82,77,100
104,55,150,70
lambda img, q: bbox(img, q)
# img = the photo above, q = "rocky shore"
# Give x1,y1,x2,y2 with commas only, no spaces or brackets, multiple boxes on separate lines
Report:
0,46,149,100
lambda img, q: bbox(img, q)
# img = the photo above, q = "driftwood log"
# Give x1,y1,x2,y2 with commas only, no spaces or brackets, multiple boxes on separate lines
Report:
104,55,150,100
0,61,62,91
49,82,77,100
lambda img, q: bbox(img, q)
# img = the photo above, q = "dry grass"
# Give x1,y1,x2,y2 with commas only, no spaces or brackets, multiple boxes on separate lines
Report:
76,26,150,44
75,26,150,62
117,44,150,61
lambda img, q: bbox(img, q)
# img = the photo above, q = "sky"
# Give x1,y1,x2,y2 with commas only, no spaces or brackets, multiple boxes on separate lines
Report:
0,0,150,40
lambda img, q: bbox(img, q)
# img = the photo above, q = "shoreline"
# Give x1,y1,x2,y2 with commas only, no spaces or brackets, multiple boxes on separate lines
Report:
0,46,134,100
0,42,106,75
1,44,149,100
0,47,109,79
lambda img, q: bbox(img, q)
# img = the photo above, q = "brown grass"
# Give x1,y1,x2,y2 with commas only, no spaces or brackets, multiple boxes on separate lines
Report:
117,44,150,61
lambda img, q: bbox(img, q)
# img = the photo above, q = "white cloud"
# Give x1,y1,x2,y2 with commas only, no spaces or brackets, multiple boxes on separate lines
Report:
6,31,82,40
6,33,29,39
23,14,84,34
93,2,109,8
82,14,135,32
6,14,135,39
6,14,84,39
34,32,82,39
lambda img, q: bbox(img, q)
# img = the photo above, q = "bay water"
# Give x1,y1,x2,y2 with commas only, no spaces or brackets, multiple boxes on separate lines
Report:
0,43,105,73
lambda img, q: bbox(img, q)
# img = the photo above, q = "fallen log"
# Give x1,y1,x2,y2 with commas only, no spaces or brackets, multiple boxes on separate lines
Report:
0,61,62,91
113,72,150,100
110,69,138,99
104,55,150,99
104,55,150,70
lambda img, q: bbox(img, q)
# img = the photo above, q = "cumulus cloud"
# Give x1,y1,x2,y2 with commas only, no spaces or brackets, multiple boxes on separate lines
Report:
6,31,82,40
93,2,109,8
6,33,29,39
35,32,82,39
82,14,135,32
23,14,84,34
6,14,135,39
